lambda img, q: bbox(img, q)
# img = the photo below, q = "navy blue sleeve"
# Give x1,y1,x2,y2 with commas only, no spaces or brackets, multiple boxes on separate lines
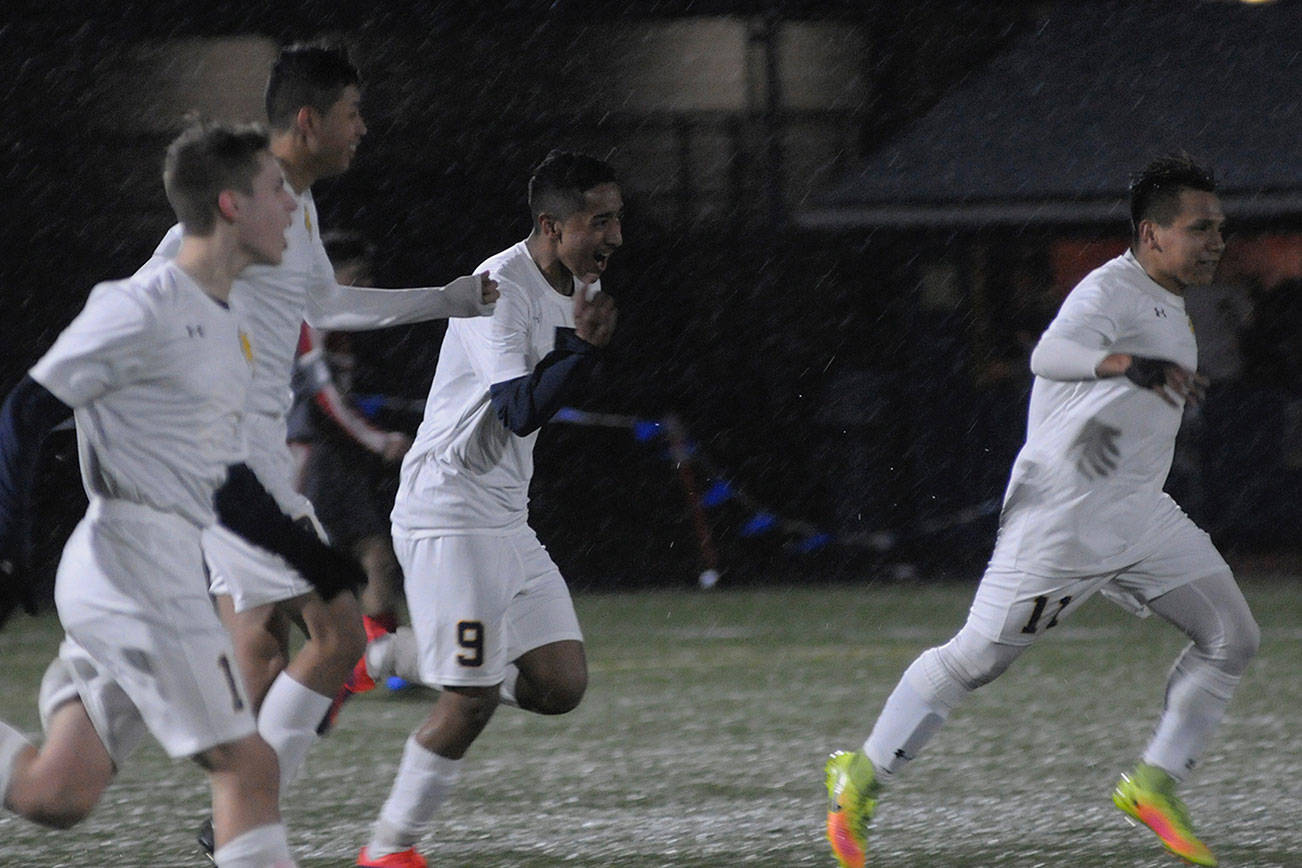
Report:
213,463,364,601
488,327,600,437
0,375,72,623
0,376,73,559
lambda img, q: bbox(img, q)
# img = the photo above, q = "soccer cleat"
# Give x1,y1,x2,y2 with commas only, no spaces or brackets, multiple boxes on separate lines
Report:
1112,763,1218,867
196,816,216,864
356,846,427,867
367,632,399,682
346,648,378,694
825,750,880,868
350,614,398,693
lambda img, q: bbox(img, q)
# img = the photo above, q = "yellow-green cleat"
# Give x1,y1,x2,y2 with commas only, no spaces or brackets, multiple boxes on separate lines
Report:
1112,762,1217,867
824,750,880,868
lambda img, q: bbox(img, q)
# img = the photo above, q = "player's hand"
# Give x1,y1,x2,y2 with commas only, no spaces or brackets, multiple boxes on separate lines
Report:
1073,417,1122,479
478,272,499,306
288,517,364,600
1123,356,1208,407
380,431,413,464
573,287,617,348
303,544,367,601
443,273,497,318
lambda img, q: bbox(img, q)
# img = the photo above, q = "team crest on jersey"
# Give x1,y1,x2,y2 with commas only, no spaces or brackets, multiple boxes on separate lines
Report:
239,329,254,364
304,208,313,237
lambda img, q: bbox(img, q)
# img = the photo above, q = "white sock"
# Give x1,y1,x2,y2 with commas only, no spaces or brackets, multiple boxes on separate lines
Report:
1143,653,1241,781
498,665,520,708
863,648,969,781
212,821,296,868
366,735,461,857
257,673,332,792
0,720,35,805
370,627,423,684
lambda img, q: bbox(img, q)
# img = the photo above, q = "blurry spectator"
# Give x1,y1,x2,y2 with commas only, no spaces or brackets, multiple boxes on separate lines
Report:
1232,277,1302,543
1243,277,1302,393
1176,281,1254,536
287,231,411,683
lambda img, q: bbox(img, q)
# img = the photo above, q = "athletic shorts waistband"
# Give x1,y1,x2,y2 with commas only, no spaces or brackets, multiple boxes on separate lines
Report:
86,497,201,535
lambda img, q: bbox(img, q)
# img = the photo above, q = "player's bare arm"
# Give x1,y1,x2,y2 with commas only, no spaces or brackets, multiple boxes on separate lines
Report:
0,376,74,624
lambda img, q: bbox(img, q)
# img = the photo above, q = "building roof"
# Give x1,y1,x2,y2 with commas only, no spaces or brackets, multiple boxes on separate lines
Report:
798,1,1302,229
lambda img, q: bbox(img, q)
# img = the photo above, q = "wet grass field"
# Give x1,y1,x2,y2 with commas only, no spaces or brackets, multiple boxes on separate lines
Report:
0,573,1298,867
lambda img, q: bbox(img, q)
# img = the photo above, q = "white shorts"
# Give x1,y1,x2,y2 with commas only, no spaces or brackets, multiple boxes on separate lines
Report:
395,527,583,688
968,496,1230,645
51,500,256,763
206,411,324,611
203,522,317,612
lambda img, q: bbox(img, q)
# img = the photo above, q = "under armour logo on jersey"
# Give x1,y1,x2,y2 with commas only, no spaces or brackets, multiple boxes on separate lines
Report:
1154,307,1168,318
186,324,205,338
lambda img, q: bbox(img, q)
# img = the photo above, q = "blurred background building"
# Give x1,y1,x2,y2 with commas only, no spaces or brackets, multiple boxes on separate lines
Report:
3,0,1301,594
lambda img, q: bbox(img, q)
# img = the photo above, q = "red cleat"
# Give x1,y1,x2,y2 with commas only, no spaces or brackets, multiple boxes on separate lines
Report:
356,846,427,867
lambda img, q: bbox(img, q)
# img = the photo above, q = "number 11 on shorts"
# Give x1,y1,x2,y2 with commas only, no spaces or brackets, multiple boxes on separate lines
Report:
1021,595,1072,634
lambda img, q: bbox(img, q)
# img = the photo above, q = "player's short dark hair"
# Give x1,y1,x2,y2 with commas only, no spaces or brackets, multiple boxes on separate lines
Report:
265,42,361,131
163,122,269,236
528,150,619,223
322,230,375,266
1129,153,1217,238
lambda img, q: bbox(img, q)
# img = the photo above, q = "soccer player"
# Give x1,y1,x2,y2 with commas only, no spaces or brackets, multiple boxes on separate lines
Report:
0,122,360,868
142,43,498,819
825,154,1258,868
355,150,621,868
286,231,415,728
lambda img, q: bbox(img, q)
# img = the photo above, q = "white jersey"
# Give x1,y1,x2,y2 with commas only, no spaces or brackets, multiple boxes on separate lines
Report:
991,250,1198,575
145,179,486,513
29,262,253,528
393,240,594,533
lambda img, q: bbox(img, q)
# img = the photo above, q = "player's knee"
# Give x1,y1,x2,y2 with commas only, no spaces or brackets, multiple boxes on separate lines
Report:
515,641,587,715
234,615,289,669
17,775,99,829
197,735,280,807
198,733,277,778
530,671,587,715
1220,612,1260,674
26,801,92,830
1189,579,1261,675
937,628,1023,690
307,603,367,666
